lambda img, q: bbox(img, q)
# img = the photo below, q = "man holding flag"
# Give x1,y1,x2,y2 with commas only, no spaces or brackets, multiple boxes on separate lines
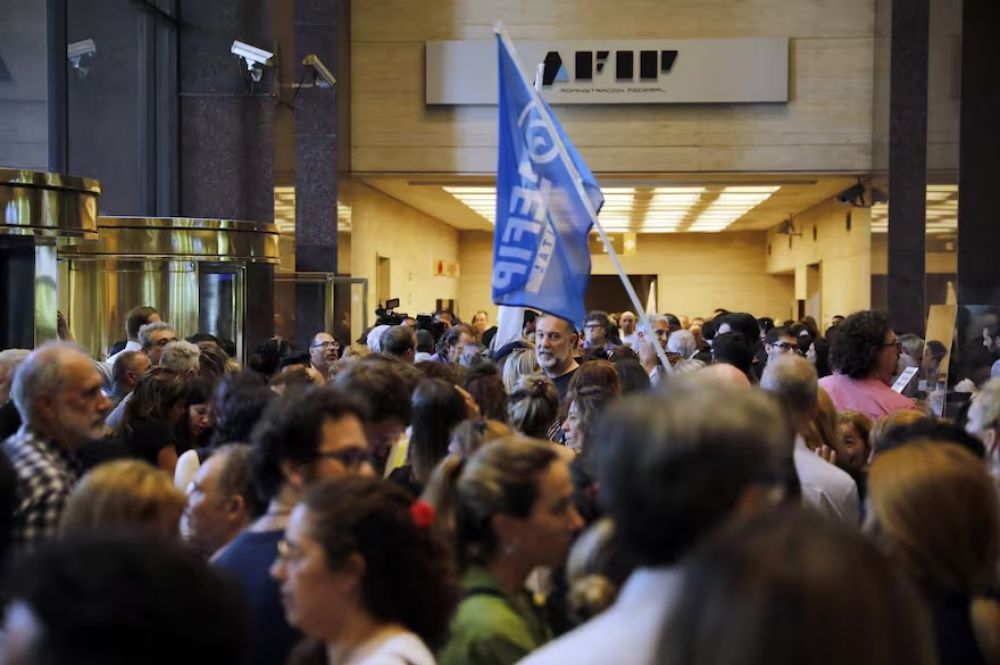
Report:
490,26,673,379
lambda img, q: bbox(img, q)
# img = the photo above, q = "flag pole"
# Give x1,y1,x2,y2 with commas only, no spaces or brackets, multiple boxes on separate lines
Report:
497,23,673,374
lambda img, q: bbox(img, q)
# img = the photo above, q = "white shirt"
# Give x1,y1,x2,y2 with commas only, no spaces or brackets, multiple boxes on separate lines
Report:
793,435,860,527
518,567,680,665
331,631,435,665
105,391,133,429
621,332,638,349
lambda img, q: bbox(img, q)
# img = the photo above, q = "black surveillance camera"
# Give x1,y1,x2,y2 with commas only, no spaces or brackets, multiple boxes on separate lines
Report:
836,182,866,207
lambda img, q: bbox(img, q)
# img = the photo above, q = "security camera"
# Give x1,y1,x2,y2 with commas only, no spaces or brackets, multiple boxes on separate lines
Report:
302,54,336,88
67,39,96,77
231,40,273,68
836,182,867,207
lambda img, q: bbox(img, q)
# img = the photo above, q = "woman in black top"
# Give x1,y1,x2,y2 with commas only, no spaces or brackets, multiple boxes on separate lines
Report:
114,366,186,475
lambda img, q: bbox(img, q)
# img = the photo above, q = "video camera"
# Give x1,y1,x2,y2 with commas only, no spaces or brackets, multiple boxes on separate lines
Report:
374,298,406,326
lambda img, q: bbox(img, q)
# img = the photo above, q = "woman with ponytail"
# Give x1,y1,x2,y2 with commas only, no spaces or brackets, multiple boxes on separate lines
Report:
271,477,457,665
434,437,583,665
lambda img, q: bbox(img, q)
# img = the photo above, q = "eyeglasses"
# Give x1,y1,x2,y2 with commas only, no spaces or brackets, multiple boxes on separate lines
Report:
152,337,177,347
883,340,902,351
772,342,798,352
311,340,340,349
315,448,369,469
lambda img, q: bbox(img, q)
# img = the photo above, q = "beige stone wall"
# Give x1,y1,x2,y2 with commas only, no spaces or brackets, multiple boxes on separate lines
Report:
869,235,957,275
349,182,460,316
766,199,872,323
352,0,875,175
458,230,795,322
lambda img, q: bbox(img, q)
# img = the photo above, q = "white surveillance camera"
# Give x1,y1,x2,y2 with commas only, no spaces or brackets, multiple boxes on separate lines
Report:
67,39,97,76
302,54,336,88
231,40,273,68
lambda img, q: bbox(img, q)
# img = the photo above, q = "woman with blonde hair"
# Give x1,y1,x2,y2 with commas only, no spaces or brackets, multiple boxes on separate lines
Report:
867,442,1000,665
501,348,538,394
507,374,559,440
61,460,187,539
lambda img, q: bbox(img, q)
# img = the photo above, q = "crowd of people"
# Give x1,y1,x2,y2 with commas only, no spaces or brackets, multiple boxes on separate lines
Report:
0,302,999,665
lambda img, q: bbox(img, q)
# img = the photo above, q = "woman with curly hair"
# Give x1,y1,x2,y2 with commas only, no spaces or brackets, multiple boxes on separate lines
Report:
818,310,915,420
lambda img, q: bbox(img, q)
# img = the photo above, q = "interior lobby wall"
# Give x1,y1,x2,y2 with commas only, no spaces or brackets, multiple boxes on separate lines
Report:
766,198,872,324
351,0,875,175
350,182,459,316
459,230,794,323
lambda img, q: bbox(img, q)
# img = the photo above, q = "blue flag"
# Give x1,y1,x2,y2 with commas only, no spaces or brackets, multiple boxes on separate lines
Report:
492,32,603,326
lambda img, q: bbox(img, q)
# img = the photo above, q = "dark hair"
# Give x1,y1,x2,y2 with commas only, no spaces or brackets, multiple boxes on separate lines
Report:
567,359,620,395
250,387,365,501
764,326,794,346
184,378,213,407
595,383,789,566
613,359,650,394
186,332,219,346
657,509,934,665
811,338,832,378
584,311,611,331
607,346,638,363
125,305,159,340
463,362,508,423
410,379,468,483
829,310,893,379
437,324,473,356
877,420,986,459
334,358,415,425
712,332,755,377
507,374,559,438
663,313,682,331
441,437,558,567
925,340,947,364
249,338,291,378
717,312,760,342
415,360,465,385
757,317,775,335
213,443,263,519
415,329,435,354
6,533,249,665
303,478,458,647
209,374,274,447
116,367,185,436
380,325,416,358
111,351,146,389
568,385,618,472
278,350,311,370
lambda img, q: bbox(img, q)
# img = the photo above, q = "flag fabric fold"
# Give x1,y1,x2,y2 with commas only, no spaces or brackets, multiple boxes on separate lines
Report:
491,32,603,326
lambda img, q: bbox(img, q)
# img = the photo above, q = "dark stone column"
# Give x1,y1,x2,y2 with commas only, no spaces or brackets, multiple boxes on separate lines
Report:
177,0,274,222
177,1,275,351
957,0,1000,305
293,0,345,344
887,0,930,335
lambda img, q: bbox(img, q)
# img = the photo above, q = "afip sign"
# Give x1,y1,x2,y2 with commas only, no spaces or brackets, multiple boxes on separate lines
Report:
427,38,788,105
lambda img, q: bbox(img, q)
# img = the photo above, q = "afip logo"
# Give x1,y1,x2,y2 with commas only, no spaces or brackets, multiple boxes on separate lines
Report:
541,49,678,86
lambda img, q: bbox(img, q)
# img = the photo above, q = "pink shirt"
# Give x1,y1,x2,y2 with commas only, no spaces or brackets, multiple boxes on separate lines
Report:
819,373,915,420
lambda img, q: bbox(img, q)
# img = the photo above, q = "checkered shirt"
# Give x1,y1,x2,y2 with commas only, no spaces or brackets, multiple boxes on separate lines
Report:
2,427,84,549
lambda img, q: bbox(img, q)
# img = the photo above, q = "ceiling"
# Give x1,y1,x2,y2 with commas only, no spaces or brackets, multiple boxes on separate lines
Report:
870,185,958,235
359,174,859,234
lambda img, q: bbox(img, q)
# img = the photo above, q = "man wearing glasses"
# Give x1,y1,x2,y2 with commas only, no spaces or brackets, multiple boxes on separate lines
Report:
308,332,341,379
764,326,802,364
213,387,370,665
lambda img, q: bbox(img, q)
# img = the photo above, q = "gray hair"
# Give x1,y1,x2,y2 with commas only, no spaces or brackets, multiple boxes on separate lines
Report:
11,342,87,425
898,333,924,361
667,330,697,358
160,340,200,374
213,444,260,518
0,349,31,371
138,321,175,349
760,354,819,425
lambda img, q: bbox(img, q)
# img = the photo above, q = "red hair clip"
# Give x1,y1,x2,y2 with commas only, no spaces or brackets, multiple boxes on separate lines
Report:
409,500,435,528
